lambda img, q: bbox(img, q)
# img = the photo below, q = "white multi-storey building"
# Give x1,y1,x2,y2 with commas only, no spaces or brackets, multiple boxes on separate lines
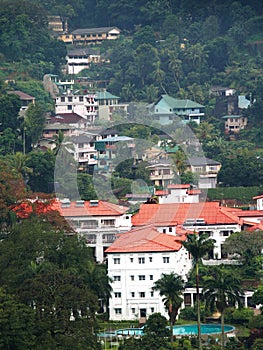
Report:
55,93,98,123
106,225,192,322
66,48,100,75
54,199,131,263
132,202,242,260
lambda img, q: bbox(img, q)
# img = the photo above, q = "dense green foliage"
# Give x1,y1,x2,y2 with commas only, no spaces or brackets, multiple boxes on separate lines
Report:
0,214,109,348
207,186,261,203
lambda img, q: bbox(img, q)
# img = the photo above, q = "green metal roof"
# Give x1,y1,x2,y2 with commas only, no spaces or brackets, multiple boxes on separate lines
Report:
159,94,204,109
96,91,120,100
222,115,241,119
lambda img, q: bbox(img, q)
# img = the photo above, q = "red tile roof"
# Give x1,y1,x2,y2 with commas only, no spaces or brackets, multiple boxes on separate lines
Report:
155,190,168,196
187,189,202,195
132,202,239,227
168,184,191,189
53,200,129,217
253,194,263,200
246,222,263,232
48,113,86,124
105,225,185,253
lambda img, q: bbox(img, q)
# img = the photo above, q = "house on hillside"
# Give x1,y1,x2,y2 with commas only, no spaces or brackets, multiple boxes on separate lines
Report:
147,159,174,188
211,85,252,120
156,184,201,204
66,48,101,74
55,93,98,123
148,94,205,125
48,16,68,36
147,156,221,189
186,157,221,189
222,115,248,135
106,225,191,321
96,90,129,121
59,27,121,46
94,136,135,175
54,199,131,263
7,90,35,116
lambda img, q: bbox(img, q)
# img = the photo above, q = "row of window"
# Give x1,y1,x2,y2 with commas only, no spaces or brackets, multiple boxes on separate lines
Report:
114,291,154,298
114,307,155,315
113,256,170,264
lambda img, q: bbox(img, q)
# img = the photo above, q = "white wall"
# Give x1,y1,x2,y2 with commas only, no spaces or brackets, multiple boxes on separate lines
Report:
108,247,192,321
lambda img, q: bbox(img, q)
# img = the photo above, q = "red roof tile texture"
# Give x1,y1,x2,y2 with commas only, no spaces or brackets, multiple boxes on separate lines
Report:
105,225,185,253
132,202,239,227
53,200,129,217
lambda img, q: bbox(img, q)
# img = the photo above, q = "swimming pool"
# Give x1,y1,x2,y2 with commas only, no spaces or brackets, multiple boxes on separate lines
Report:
98,324,235,338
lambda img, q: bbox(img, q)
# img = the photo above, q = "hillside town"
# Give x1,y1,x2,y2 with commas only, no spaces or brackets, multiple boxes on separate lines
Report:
1,1,263,349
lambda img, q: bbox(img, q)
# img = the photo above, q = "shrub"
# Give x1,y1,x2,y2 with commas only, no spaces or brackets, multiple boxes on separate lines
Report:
232,308,254,325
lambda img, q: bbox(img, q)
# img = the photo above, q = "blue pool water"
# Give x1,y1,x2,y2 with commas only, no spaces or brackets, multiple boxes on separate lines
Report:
98,324,235,338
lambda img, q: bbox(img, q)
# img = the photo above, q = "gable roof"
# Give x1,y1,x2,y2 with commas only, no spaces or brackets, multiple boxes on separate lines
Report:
7,90,35,100
48,113,86,124
96,91,120,100
71,27,120,35
132,202,239,227
53,200,129,217
156,94,204,109
186,157,221,166
105,225,185,253
67,48,100,56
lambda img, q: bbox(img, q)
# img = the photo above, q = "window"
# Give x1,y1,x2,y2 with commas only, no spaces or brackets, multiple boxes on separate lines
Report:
149,275,153,280
113,276,121,281
130,258,133,263
114,292,121,298
131,292,135,297
114,258,120,264
61,97,65,102
67,105,72,110
131,308,135,314
139,292,145,298
139,275,145,281
163,256,170,263
131,275,134,281
169,227,173,233
149,257,152,262
150,291,154,297
138,257,145,264
101,219,115,227
68,96,73,102
79,96,83,102
151,307,154,313
163,229,166,233
115,308,122,314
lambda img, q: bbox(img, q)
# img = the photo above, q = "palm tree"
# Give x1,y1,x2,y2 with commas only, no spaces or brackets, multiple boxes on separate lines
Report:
182,232,215,350
203,267,243,350
152,272,184,342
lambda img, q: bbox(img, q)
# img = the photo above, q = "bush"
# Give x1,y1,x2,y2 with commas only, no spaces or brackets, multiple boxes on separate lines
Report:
232,308,254,325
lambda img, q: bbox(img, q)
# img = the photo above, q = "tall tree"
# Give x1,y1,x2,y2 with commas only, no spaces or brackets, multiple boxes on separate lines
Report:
152,272,184,341
182,232,215,350
203,267,243,350
23,102,46,148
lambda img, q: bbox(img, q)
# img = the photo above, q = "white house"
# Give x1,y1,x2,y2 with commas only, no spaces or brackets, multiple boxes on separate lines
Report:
156,184,201,204
54,199,131,263
253,194,263,211
186,157,221,189
55,93,98,123
66,48,101,75
132,202,242,260
105,225,192,321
